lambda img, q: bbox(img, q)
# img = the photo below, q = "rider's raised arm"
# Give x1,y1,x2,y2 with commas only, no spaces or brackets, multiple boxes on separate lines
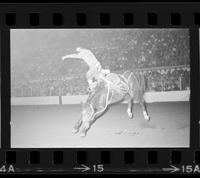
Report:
62,53,82,60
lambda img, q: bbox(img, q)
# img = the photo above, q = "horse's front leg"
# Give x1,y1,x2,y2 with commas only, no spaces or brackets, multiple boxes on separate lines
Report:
80,105,107,137
80,120,90,137
140,99,150,121
79,113,95,137
127,96,134,119
73,118,82,134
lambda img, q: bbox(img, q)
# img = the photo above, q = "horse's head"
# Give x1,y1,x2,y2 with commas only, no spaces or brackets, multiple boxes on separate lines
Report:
80,102,95,122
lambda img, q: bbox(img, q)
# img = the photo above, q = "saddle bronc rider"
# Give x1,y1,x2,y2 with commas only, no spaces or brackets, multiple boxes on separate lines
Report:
62,47,111,92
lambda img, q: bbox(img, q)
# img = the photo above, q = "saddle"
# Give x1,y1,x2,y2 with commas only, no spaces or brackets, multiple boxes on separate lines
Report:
103,73,121,85
101,73,129,94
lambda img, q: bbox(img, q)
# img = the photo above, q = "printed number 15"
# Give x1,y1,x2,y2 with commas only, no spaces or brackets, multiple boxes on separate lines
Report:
93,165,104,172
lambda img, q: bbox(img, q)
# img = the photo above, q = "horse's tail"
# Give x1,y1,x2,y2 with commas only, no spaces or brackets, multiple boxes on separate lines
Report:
127,71,147,102
132,72,145,93
140,72,148,94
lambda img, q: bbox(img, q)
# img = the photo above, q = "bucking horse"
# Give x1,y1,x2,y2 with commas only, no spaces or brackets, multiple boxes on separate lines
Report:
73,71,151,137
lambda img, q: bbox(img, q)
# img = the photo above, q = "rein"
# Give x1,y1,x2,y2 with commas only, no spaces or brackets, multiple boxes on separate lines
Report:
87,71,133,119
92,82,111,118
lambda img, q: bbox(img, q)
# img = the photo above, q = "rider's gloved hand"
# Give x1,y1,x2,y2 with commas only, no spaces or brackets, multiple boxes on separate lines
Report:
102,69,110,75
87,86,91,92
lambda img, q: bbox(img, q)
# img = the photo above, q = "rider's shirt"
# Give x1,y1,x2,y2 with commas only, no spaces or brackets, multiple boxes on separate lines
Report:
66,47,111,91
63,47,111,92
78,49,109,91
77,48,100,68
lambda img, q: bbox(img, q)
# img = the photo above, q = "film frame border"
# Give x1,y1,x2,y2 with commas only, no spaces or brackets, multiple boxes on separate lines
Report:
0,2,199,174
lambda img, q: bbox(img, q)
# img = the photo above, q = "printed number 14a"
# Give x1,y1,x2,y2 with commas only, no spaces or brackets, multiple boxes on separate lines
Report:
0,165,15,173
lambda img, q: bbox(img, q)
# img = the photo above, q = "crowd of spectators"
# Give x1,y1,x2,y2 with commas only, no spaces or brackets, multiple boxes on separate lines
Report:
144,66,190,91
11,66,190,97
11,77,88,97
11,29,190,97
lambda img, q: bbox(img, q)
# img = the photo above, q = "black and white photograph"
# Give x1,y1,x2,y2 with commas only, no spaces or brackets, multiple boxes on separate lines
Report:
11,29,190,148
0,33,1,148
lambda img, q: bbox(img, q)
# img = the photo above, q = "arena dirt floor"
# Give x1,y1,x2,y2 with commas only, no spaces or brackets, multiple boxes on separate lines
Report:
11,102,190,148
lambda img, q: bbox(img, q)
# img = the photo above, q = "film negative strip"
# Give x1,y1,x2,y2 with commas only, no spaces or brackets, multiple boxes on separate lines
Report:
0,2,200,174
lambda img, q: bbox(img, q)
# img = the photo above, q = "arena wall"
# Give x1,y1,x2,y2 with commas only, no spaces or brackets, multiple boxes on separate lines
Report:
144,90,190,103
11,96,59,105
11,90,190,105
61,95,87,104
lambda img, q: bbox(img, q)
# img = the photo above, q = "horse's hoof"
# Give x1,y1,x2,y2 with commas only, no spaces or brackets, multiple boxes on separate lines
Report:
73,128,79,134
80,132,86,137
145,116,150,121
128,112,133,119
129,113,133,119
127,110,133,119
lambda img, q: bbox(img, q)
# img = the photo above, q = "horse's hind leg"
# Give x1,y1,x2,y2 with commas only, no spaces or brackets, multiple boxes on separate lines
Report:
140,99,150,121
127,96,134,119
73,119,82,134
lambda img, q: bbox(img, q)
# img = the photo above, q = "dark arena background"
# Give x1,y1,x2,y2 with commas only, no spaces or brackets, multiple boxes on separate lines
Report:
10,29,190,148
